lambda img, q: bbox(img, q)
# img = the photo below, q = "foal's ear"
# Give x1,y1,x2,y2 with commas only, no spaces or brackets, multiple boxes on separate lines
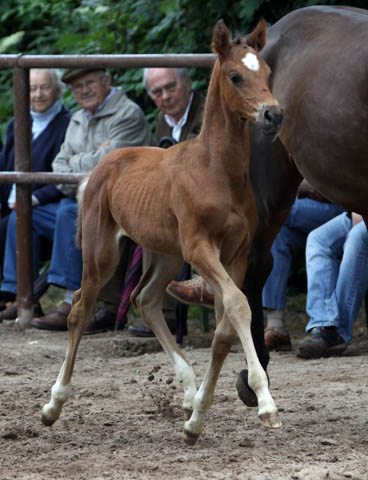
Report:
212,19,231,59
247,18,267,52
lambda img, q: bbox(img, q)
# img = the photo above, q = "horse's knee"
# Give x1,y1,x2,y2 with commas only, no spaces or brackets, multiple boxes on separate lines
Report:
213,325,237,354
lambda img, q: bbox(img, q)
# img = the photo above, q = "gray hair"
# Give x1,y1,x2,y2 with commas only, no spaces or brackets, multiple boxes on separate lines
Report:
30,68,65,97
142,67,190,92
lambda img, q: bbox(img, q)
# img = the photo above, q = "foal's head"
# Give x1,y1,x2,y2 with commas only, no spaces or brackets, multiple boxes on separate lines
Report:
212,19,283,136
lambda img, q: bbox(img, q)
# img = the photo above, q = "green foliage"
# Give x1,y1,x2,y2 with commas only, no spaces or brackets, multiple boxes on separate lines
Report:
0,0,367,142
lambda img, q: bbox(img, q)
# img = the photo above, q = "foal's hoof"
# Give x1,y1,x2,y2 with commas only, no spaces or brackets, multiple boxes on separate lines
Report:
259,410,281,429
236,369,258,407
41,412,56,427
183,428,200,446
41,405,58,427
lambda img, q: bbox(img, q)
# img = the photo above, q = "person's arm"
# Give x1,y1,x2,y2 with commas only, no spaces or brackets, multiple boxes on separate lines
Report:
53,103,152,197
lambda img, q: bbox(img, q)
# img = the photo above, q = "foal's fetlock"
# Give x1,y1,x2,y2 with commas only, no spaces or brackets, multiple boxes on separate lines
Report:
41,383,71,427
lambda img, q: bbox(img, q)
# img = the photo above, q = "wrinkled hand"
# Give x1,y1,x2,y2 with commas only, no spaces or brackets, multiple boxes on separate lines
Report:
9,196,39,210
97,138,111,151
352,212,363,226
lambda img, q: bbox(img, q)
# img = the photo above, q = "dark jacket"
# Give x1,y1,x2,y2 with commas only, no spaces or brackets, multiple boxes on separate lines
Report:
0,106,71,217
155,90,205,143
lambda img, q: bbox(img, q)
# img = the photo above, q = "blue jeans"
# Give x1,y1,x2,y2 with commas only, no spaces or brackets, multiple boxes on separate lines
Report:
1,198,82,294
305,212,368,343
262,198,344,310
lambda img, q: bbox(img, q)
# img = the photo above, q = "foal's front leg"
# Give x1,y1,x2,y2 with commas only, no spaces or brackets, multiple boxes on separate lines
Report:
183,248,280,444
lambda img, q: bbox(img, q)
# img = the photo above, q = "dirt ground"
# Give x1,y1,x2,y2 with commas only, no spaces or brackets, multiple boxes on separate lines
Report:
1,299,368,480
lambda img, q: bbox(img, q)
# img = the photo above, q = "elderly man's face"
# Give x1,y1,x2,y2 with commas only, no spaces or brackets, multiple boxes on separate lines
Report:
146,68,192,123
30,70,59,113
70,71,111,115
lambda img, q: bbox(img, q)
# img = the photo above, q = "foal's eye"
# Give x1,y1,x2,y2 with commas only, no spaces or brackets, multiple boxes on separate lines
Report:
229,73,243,85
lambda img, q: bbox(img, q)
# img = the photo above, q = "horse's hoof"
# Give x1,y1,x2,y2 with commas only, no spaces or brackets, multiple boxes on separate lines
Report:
183,408,193,421
41,413,55,427
259,410,281,429
183,428,199,446
236,369,258,407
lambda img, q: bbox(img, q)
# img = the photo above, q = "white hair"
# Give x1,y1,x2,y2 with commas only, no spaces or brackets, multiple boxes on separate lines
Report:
142,67,190,92
30,68,65,97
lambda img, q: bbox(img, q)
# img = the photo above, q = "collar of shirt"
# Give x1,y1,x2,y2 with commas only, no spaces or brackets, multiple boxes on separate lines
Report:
30,99,62,140
164,92,193,142
82,87,117,121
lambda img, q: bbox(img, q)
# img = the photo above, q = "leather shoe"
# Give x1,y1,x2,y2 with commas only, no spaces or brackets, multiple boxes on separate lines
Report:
166,276,214,309
31,301,71,331
296,327,347,359
0,301,44,322
128,318,177,337
84,305,117,335
264,327,292,351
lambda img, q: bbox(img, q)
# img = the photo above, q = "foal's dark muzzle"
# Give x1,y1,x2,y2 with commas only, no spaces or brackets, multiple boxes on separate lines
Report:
259,105,284,136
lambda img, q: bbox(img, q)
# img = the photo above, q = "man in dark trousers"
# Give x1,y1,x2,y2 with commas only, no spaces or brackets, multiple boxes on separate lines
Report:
127,67,205,338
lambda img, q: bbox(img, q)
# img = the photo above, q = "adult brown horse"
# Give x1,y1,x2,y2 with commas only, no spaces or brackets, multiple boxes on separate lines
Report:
237,5,368,406
40,20,283,443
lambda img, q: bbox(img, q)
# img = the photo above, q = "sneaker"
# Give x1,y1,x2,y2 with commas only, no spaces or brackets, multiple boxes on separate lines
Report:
296,327,347,359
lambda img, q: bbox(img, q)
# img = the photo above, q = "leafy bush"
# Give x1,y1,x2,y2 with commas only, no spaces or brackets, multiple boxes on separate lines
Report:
0,0,366,141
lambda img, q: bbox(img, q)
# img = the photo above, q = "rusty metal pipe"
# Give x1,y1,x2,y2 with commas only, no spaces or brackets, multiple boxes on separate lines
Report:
0,54,215,69
0,172,85,184
13,66,33,328
0,53,215,329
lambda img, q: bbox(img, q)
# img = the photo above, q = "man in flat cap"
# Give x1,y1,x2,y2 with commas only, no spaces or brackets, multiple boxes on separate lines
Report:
1,68,153,331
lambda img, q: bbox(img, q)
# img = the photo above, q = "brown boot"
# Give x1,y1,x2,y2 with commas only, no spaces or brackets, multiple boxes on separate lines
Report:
264,327,292,351
30,301,71,331
0,301,44,322
166,276,214,309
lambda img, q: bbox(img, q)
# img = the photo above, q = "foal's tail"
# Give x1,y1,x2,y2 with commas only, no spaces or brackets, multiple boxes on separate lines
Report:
75,174,91,248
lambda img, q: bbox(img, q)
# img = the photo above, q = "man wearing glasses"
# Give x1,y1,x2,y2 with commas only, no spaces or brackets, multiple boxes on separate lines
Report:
1,68,152,331
126,67,205,338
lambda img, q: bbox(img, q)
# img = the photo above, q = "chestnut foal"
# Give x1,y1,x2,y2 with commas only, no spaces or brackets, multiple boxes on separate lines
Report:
41,19,283,444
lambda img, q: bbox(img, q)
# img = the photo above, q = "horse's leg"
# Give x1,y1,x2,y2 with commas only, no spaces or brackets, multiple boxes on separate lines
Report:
134,251,198,417
41,221,121,426
236,135,303,406
236,244,273,407
183,243,280,444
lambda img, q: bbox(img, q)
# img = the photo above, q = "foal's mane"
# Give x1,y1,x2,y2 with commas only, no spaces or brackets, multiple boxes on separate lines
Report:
233,35,249,47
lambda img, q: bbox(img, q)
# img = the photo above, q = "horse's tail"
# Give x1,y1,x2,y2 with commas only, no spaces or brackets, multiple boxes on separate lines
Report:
75,174,91,248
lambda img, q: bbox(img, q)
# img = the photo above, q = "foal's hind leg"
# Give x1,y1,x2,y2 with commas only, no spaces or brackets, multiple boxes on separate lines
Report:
134,251,198,416
41,230,121,426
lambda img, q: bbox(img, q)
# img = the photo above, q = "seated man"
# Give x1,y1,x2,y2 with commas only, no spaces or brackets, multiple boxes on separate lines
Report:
261,180,344,350
296,212,368,358
0,67,152,330
126,67,205,338
0,68,71,311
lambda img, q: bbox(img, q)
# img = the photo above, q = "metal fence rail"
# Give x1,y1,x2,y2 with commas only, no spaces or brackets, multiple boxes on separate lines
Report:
0,53,215,327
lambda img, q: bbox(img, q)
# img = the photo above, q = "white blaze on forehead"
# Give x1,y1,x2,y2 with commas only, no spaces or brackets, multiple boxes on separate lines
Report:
242,52,260,71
